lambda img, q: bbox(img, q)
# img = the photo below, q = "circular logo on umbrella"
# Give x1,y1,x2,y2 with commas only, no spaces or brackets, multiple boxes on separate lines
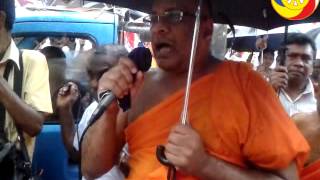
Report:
271,0,319,20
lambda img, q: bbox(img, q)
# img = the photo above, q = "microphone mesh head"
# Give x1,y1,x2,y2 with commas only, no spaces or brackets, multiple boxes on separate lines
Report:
128,47,152,72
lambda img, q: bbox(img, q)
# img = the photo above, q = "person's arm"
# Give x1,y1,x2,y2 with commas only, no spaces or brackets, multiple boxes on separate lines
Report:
81,106,123,179
3,50,53,137
56,82,80,162
59,106,80,162
199,156,297,180
165,125,299,180
82,58,142,179
0,77,44,136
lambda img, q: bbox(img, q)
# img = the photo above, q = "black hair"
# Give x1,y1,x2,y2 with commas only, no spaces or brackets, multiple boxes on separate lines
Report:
0,0,15,31
86,45,128,79
281,33,317,59
40,46,66,59
203,0,213,17
258,49,275,59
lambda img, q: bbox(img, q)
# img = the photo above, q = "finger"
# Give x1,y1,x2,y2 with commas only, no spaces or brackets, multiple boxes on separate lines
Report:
61,84,70,93
106,68,133,89
59,85,70,96
118,64,134,85
276,73,289,80
165,142,183,157
164,151,185,168
114,78,130,96
270,74,288,84
272,71,285,78
135,71,144,86
132,71,144,93
67,81,78,88
279,81,288,88
167,132,189,146
171,124,193,135
58,88,65,96
274,66,287,73
99,78,126,98
69,85,80,97
119,57,137,74
275,81,287,90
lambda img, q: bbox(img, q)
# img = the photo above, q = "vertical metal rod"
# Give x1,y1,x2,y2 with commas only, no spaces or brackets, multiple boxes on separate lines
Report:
180,0,202,125
284,25,289,45
279,25,289,66
260,50,264,65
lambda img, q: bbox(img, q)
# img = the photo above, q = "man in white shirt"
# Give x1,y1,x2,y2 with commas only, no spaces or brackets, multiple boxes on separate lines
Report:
56,45,128,179
270,33,317,117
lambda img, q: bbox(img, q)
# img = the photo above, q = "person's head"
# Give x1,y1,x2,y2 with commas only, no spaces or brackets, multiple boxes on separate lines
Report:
40,46,67,99
312,59,320,83
0,0,15,53
86,45,128,100
40,46,66,59
149,0,213,73
0,0,15,32
282,33,317,85
259,49,274,67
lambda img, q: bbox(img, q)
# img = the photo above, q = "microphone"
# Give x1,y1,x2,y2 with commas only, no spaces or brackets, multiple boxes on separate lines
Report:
90,47,152,124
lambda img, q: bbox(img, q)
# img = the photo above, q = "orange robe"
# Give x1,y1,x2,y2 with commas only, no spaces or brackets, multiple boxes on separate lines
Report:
125,61,310,180
301,160,320,180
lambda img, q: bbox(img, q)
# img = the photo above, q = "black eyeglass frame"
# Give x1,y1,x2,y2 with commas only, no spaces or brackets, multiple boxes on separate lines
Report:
143,10,196,25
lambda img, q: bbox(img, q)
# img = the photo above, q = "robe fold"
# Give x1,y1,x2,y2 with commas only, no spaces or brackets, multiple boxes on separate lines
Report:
125,61,310,180
301,160,320,180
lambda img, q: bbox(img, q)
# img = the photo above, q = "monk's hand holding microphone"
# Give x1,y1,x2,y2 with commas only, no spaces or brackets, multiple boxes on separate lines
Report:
97,57,145,126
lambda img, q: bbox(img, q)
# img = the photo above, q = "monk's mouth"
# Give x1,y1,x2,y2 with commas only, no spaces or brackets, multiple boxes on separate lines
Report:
155,43,173,55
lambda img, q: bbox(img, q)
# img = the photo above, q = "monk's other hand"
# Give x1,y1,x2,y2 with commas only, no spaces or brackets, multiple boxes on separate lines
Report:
269,66,288,91
165,124,209,176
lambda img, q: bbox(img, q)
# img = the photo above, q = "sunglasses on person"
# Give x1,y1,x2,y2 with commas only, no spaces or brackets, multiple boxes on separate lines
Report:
143,10,196,25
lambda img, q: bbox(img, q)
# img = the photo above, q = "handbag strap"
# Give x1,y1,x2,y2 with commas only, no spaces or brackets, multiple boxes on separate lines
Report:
0,51,30,164
14,51,31,164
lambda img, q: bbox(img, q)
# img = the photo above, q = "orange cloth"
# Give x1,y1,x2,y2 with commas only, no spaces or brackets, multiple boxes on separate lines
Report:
125,61,310,180
301,160,320,180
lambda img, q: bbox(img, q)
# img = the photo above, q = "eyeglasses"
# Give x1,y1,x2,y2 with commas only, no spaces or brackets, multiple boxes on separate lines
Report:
143,10,195,25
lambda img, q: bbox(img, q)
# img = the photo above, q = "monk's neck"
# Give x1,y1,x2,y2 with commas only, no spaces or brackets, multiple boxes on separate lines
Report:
159,56,220,81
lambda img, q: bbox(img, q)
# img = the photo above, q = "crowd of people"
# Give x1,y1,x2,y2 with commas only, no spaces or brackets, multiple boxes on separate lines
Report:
1,0,320,179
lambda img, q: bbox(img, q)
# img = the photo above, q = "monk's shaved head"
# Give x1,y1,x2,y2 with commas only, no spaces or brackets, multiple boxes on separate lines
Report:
152,0,211,17
154,0,197,8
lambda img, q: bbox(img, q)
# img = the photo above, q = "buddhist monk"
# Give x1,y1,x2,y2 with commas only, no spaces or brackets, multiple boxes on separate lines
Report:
293,83,320,180
82,0,309,179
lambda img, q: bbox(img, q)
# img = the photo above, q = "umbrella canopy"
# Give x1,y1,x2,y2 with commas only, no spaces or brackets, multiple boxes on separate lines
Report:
86,0,320,30
227,33,293,52
306,28,320,58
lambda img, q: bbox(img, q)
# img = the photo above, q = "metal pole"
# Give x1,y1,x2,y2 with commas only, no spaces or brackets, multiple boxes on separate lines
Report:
180,0,202,125
279,25,289,66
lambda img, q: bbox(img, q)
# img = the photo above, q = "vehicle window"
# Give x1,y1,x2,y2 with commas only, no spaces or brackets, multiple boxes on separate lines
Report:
14,35,95,124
